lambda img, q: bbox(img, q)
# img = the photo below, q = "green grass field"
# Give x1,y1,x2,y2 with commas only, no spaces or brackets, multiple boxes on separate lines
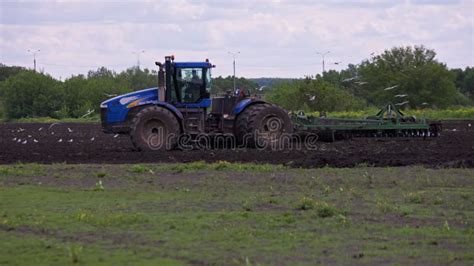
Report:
1,162,473,265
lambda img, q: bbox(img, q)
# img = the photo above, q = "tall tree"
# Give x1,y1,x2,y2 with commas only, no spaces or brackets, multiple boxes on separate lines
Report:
268,78,363,112
0,64,26,82
355,45,467,108
451,67,474,100
211,76,258,95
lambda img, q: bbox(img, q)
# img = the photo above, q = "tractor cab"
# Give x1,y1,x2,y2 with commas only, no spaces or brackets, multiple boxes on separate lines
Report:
160,56,213,109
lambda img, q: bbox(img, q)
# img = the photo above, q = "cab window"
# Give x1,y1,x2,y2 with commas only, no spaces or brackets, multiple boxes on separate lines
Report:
176,68,203,103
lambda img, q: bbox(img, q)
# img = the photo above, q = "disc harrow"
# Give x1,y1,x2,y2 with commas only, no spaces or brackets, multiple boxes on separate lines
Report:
291,103,441,142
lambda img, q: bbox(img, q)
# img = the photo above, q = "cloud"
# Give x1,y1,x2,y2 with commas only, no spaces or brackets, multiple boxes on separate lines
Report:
410,0,461,5
0,0,472,78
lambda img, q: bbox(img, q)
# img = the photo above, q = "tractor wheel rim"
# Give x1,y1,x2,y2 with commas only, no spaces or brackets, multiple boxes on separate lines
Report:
260,115,284,141
142,119,166,147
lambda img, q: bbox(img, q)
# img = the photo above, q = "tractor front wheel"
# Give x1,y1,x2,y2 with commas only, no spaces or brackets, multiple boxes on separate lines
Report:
130,106,180,151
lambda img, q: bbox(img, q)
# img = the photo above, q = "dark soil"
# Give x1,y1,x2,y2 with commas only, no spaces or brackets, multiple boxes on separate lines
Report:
1,120,473,168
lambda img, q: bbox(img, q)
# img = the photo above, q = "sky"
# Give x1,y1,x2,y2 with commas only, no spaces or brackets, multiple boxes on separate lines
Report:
0,0,473,79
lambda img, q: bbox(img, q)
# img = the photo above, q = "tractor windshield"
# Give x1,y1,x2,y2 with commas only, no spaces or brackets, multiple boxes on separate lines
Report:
176,68,204,103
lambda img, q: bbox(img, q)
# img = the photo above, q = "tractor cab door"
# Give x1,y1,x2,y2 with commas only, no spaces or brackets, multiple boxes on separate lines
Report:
172,67,211,108
170,66,212,134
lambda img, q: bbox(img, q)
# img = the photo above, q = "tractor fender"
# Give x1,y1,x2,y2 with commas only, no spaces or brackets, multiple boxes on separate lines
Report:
232,98,267,116
155,102,184,120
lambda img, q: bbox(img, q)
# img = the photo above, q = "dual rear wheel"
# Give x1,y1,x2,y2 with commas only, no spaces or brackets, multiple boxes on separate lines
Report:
235,103,293,148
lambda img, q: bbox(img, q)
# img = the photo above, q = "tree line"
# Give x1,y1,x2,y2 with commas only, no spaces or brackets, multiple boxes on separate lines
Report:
268,45,473,112
0,45,472,119
0,66,157,119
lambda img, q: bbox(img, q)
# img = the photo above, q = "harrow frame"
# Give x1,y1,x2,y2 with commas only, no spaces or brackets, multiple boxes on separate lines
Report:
292,103,441,141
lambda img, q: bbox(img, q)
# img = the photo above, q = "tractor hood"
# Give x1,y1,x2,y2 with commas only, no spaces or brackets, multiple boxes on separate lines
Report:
100,87,158,109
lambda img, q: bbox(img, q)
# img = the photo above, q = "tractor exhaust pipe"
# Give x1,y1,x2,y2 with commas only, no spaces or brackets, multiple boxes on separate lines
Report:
155,61,165,101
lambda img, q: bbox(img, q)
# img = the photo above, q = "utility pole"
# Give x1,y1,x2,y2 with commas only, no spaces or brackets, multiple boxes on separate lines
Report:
132,50,145,69
316,51,330,74
228,51,240,91
27,49,40,72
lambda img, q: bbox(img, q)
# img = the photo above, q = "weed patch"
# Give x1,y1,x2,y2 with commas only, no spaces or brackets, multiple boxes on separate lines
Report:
297,198,338,218
405,191,426,204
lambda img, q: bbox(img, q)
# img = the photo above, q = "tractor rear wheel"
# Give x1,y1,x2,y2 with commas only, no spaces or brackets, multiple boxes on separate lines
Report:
130,106,180,151
235,103,293,148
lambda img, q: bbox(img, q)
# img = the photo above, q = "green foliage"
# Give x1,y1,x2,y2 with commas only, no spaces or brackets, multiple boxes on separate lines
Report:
169,161,284,172
296,197,338,217
405,191,425,204
67,245,83,264
211,75,258,95
2,71,62,119
0,65,157,120
268,78,364,112
116,67,158,91
54,105,70,119
0,63,26,82
318,46,473,110
75,210,147,227
130,164,147,173
0,164,46,177
451,67,474,100
93,180,105,191
316,202,338,218
355,45,466,108
298,197,316,210
250,78,296,88
61,69,131,118
96,172,107,178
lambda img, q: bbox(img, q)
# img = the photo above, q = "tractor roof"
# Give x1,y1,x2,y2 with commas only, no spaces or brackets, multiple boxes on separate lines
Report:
174,62,213,68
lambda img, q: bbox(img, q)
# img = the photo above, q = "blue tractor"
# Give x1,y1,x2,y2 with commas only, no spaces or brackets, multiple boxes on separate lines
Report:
100,56,293,150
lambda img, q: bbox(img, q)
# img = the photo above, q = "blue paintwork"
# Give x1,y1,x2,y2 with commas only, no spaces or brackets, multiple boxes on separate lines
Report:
232,99,254,115
174,62,213,68
100,87,184,123
101,87,157,123
175,98,212,109
232,99,267,115
156,102,184,120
